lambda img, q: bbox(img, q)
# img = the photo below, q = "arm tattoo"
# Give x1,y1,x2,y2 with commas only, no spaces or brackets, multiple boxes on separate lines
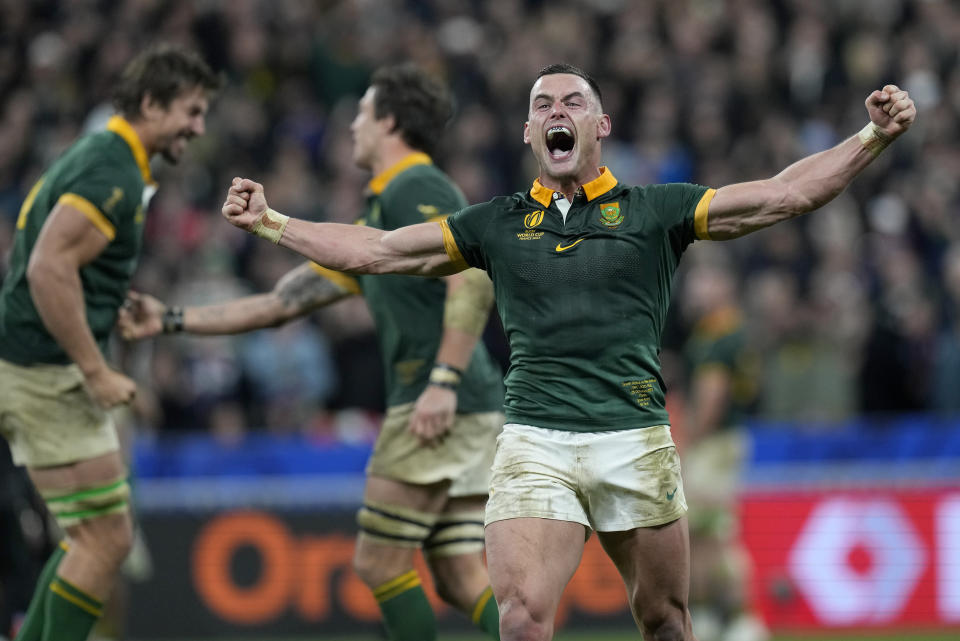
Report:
276,267,350,313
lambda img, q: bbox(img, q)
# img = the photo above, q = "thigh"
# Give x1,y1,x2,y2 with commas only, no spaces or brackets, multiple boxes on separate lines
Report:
424,493,488,563
28,450,128,495
598,517,692,628
354,475,451,579
486,517,586,616
363,474,451,514
29,450,132,553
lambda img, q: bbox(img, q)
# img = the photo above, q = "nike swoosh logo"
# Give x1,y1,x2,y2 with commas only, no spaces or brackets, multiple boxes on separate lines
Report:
666,487,678,501
555,238,584,252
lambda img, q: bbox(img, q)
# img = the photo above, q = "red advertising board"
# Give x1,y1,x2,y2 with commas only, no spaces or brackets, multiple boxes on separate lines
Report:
741,487,960,631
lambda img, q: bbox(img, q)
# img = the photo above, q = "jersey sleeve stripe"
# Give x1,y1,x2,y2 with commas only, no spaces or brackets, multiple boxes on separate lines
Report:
694,188,716,241
308,263,362,295
438,219,470,271
58,193,116,240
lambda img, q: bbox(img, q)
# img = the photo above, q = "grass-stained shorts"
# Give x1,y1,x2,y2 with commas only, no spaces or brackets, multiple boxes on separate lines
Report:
485,423,687,531
366,402,503,497
681,428,748,538
0,358,119,467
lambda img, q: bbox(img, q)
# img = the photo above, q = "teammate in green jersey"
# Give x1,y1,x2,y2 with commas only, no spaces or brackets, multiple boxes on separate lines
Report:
680,263,767,641
219,64,916,641
0,45,219,641
118,65,504,641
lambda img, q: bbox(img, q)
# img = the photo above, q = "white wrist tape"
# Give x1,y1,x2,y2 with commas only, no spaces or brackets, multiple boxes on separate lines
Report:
251,208,289,243
858,122,892,157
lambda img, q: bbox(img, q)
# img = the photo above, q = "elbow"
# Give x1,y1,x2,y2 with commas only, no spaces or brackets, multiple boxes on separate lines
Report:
342,258,387,275
781,177,845,215
25,254,52,291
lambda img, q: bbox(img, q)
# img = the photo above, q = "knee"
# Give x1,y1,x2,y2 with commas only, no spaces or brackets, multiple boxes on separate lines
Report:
639,608,689,641
69,513,134,568
498,593,551,641
428,554,488,611
352,544,415,590
351,547,380,587
98,514,134,564
431,575,461,609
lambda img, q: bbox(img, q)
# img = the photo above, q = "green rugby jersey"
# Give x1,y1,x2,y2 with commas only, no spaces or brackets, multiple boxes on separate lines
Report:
442,167,715,432
0,116,156,366
684,306,758,430
313,153,503,412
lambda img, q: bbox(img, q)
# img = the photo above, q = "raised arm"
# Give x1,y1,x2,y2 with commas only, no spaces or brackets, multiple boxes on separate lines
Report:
221,178,462,277
118,262,356,339
705,85,916,240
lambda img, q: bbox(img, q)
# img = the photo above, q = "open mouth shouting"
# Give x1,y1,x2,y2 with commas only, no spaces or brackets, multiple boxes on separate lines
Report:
546,125,575,161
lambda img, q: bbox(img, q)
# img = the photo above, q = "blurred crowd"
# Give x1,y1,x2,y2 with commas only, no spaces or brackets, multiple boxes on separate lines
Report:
1,0,958,440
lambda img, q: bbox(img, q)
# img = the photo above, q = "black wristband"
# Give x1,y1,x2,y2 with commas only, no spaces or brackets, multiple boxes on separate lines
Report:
432,362,464,377
428,363,463,389
161,306,184,334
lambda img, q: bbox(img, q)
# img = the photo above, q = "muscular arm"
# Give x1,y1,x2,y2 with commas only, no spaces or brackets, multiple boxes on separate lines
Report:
29,202,136,407
279,218,460,277
434,268,495,369
408,267,496,445
706,85,916,240
221,178,464,277
27,203,111,375
706,136,872,240
183,263,354,335
120,263,355,339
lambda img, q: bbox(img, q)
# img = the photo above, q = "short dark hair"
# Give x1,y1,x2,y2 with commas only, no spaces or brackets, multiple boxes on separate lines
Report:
536,63,603,107
112,44,221,119
370,64,453,156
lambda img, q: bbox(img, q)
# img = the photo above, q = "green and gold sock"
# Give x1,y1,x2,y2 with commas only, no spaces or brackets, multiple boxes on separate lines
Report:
41,576,103,641
373,570,436,641
471,586,500,640
14,542,68,641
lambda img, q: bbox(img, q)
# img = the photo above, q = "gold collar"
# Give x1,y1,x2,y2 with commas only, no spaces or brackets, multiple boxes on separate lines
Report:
529,167,618,207
367,152,432,195
106,116,155,185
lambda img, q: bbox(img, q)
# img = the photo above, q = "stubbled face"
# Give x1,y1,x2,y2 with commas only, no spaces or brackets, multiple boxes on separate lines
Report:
350,86,392,171
149,86,209,163
523,73,610,183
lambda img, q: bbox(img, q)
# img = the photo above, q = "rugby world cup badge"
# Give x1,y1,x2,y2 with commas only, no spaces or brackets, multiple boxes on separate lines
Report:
518,210,545,240
599,202,623,228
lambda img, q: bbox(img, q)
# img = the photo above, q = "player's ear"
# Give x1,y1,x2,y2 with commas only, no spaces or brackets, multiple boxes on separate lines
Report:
139,93,162,122
381,113,398,135
523,120,531,144
597,113,611,140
